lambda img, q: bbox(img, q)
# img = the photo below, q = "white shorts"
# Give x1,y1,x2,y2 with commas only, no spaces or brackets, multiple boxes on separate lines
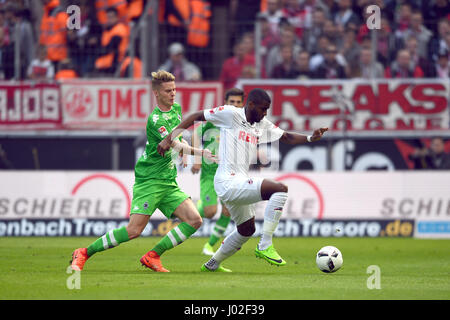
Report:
214,174,263,226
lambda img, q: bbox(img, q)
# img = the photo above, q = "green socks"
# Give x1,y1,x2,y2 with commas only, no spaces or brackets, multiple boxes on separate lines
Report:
151,222,197,256
87,226,130,257
208,213,231,246
197,199,205,217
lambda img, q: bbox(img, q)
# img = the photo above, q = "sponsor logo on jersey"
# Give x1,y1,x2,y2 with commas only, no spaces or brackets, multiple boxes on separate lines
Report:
158,126,168,137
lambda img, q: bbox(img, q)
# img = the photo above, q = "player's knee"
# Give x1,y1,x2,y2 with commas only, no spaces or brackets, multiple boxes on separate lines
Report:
279,182,288,193
189,215,203,230
203,205,217,219
237,218,255,237
126,225,142,240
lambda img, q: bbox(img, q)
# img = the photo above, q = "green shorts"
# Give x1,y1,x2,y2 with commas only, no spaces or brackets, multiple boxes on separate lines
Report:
200,173,218,207
130,178,190,219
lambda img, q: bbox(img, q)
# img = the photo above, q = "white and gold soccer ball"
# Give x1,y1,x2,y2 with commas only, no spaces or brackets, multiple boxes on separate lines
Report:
316,246,343,273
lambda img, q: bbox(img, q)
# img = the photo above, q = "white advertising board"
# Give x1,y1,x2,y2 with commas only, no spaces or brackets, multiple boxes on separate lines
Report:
0,171,448,238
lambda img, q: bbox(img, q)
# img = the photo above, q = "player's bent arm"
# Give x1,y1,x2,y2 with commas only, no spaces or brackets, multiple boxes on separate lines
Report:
158,111,206,156
280,127,328,145
172,139,201,157
191,126,203,167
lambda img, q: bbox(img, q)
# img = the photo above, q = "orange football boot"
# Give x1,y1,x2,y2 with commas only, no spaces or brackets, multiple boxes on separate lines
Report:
70,248,89,271
140,251,170,272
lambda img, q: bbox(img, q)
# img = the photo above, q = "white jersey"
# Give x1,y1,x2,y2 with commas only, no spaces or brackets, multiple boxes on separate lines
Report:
203,105,284,178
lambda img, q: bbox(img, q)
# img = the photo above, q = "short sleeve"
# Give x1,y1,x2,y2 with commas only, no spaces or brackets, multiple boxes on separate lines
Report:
258,118,284,144
203,105,235,128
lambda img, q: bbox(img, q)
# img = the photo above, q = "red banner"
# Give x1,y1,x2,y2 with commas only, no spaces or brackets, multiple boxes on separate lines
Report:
238,79,450,132
0,82,61,130
1,79,448,133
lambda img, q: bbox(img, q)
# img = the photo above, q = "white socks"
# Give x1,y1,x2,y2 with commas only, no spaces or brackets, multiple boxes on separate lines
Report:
204,229,251,270
258,192,288,250
204,192,288,270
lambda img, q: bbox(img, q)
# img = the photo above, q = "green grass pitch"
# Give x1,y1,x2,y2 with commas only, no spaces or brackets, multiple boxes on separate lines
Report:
0,237,449,300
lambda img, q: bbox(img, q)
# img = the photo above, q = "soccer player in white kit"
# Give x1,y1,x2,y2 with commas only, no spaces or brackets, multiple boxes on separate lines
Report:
157,89,328,272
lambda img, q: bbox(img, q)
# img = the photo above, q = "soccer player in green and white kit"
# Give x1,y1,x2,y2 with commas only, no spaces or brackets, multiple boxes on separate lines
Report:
70,70,215,272
191,88,245,256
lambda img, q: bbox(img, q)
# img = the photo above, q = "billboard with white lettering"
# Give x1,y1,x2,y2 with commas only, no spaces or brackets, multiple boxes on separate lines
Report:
0,171,447,238
237,79,450,133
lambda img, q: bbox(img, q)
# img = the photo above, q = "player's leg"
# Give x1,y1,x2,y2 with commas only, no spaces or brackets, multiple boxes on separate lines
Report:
70,214,149,271
255,179,288,266
201,175,262,271
141,184,201,272
199,177,232,255
197,173,217,219
202,214,255,272
148,198,202,257
205,202,231,254
70,180,156,271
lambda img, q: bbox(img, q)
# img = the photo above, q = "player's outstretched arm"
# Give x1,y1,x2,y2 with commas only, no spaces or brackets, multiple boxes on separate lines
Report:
280,127,328,145
158,110,206,156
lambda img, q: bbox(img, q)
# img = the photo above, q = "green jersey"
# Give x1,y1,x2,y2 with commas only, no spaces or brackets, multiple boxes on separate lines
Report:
135,103,183,182
197,121,220,176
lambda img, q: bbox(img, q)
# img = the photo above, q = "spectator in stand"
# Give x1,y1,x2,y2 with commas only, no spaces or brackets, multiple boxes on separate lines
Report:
159,42,202,81
12,7,35,80
0,7,8,40
303,6,327,53
160,0,190,46
385,49,424,78
67,0,103,77
409,137,450,170
39,0,70,72
220,38,255,90
318,0,339,18
259,15,280,68
127,0,144,25
333,0,360,31
322,18,343,48
394,2,413,39
120,43,142,79
358,16,399,67
294,50,313,79
424,0,450,35
400,11,432,59
55,58,79,80
428,18,450,62
353,47,384,78
281,0,307,38
404,35,435,78
0,26,14,80
270,44,298,78
313,44,347,78
340,26,360,77
27,45,55,80
94,7,129,76
433,50,450,78
95,0,128,27
265,23,301,77
310,34,347,71
260,0,283,36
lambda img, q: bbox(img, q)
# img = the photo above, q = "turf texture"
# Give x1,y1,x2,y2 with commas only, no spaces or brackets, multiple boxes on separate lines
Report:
0,237,449,300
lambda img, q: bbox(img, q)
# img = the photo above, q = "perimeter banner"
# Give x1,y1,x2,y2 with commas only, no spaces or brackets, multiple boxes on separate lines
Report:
238,79,450,132
0,171,448,237
0,82,61,130
0,80,223,131
1,79,449,132
59,80,223,130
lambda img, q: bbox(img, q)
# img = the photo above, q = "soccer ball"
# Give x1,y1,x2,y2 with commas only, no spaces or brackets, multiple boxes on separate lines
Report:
316,246,343,273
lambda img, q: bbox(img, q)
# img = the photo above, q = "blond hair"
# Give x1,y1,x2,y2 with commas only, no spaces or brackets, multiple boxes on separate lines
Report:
151,70,175,89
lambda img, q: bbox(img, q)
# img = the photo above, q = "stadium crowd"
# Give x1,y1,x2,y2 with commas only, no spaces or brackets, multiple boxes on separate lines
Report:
0,0,449,87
